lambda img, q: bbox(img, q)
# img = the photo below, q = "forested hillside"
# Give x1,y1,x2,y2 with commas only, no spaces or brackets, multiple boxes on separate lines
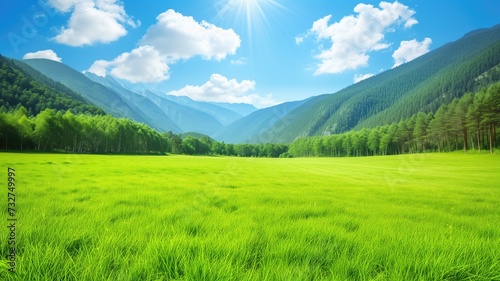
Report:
259,24,500,143
289,82,500,156
0,55,104,116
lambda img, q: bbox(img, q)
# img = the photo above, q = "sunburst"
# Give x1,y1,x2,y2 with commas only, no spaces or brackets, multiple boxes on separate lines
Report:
215,0,286,44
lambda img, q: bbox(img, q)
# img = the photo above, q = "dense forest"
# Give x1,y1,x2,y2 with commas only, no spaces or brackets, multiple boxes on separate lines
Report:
0,106,289,157
289,82,500,157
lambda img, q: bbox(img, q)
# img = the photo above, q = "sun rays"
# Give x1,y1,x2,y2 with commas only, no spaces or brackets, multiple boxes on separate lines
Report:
215,0,286,44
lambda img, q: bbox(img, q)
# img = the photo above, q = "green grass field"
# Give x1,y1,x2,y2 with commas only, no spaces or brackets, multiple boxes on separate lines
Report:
1,153,499,280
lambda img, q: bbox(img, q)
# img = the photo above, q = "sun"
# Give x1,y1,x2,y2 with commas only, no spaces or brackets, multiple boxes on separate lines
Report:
215,0,285,43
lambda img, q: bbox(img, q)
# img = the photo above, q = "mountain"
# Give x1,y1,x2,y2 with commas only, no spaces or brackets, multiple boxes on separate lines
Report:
155,93,244,126
258,24,500,143
1,55,104,115
19,58,184,132
84,74,224,135
84,73,182,133
211,97,313,143
138,90,224,135
210,102,257,117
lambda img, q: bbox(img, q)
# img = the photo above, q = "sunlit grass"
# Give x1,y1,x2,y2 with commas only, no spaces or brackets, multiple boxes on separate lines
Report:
1,153,499,280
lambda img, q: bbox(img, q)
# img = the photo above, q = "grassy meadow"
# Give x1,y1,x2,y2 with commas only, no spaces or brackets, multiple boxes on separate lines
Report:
1,152,500,280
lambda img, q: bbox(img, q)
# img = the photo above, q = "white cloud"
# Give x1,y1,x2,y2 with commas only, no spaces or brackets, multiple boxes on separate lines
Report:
169,74,254,101
88,46,169,83
353,73,374,83
392,37,432,68
23,49,62,62
49,0,137,46
404,18,418,28
140,9,240,60
86,60,109,77
168,74,278,108
295,35,304,45
301,1,418,75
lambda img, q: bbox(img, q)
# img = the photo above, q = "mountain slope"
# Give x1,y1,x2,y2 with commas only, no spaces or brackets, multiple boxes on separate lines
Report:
211,97,313,143
1,55,104,115
138,90,224,135
157,94,243,126
261,24,500,143
19,59,184,132
84,73,182,133
210,102,257,117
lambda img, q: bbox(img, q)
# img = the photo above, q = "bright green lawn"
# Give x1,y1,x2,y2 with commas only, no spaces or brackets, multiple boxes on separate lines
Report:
1,153,500,280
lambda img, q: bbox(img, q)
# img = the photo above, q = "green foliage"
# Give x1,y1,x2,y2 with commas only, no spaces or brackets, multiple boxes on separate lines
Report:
0,108,167,153
0,107,288,157
0,55,104,116
1,153,499,280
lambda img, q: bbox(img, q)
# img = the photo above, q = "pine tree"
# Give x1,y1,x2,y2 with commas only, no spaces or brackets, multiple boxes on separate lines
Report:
455,93,473,153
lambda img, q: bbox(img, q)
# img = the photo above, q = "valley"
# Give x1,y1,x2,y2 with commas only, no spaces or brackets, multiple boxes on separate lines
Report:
0,10,499,281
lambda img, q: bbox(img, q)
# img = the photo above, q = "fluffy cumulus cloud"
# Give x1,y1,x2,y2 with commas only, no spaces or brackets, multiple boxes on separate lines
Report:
140,9,240,60
353,73,374,83
300,1,418,75
87,9,241,83
86,60,109,77
23,49,62,62
392,37,432,68
48,0,137,46
168,74,277,108
88,46,169,83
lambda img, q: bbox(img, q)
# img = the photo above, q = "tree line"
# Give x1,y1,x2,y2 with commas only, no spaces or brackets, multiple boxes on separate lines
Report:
289,82,500,157
2,82,498,158
0,106,289,157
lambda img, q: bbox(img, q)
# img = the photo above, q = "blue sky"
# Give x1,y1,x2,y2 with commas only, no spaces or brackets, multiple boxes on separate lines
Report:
1,0,499,108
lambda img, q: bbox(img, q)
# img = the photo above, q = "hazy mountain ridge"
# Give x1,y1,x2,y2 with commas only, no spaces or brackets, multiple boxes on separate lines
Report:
211,97,314,143
137,90,224,135
149,92,245,126
83,73,182,133
209,102,257,117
